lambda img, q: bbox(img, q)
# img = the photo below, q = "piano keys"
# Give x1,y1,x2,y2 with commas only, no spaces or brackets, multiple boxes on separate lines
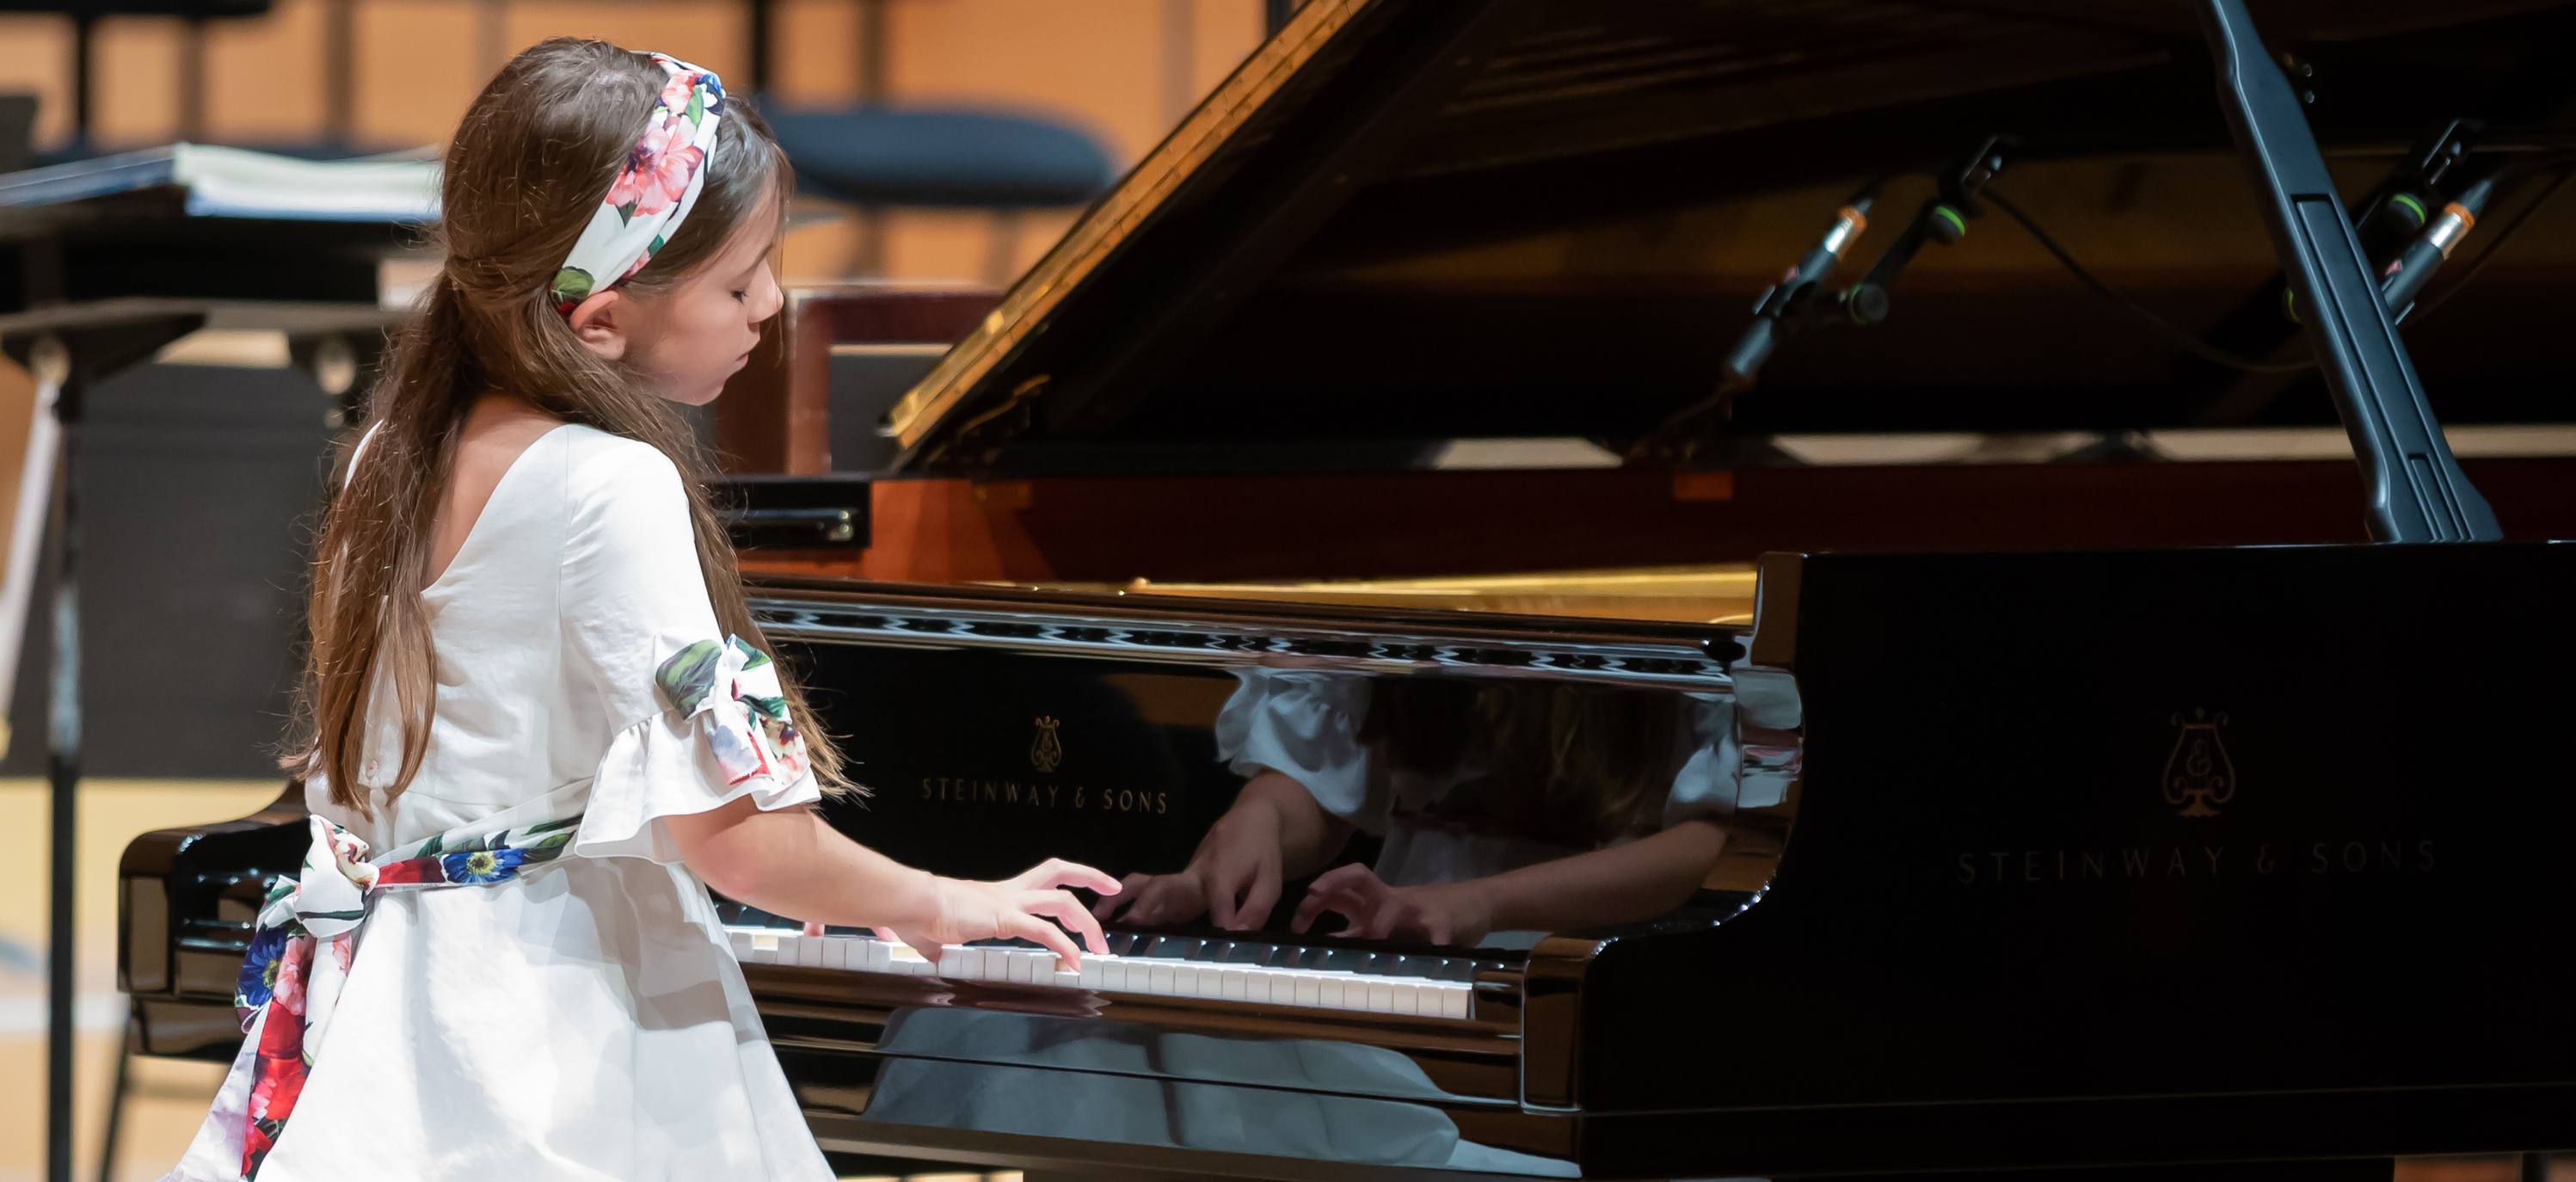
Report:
719,924,1489,1020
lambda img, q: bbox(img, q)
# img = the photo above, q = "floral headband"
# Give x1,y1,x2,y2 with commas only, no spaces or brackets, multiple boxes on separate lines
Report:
550,52,724,315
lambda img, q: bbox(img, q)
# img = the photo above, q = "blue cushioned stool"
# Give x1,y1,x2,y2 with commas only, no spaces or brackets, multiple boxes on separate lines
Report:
765,104,1115,282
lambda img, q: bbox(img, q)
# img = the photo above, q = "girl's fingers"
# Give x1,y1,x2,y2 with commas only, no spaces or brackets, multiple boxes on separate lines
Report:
1306,862,1383,900
1014,858,1122,896
1289,886,1336,933
1293,883,1368,934
1005,912,1085,973
1021,890,1110,956
1233,859,1282,933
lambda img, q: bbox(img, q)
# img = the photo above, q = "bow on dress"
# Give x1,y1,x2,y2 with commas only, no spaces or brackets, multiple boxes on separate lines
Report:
216,812,579,1179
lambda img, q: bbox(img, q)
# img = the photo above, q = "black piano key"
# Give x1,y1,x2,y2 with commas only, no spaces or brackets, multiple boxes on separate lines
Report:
1142,936,1202,959
1260,945,1303,969
1106,932,1140,956
1221,942,1272,964
1389,954,1444,979
1321,950,1380,974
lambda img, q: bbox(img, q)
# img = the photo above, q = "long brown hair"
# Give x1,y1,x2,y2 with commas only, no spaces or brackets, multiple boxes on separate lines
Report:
284,38,850,816
1362,679,1678,848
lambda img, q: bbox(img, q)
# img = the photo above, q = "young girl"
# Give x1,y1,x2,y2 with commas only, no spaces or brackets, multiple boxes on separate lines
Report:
164,39,1115,1181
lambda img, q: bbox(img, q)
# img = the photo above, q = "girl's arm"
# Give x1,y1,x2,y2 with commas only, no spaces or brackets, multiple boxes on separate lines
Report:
665,796,1117,969
1245,768,1359,880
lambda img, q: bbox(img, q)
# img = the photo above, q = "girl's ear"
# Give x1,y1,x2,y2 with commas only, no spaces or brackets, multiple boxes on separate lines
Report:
568,289,630,360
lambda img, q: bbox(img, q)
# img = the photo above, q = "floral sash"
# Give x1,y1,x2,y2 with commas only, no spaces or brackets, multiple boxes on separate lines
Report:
192,812,579,1179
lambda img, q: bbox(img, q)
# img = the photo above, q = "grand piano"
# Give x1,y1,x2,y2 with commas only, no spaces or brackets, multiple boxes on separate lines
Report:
122,1,2576,1179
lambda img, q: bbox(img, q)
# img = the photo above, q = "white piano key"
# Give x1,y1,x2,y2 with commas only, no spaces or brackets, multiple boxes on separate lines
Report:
1200,967,1230,998
1149,963,1177,995
946,946,984,980
1318,977,1347,1009
1390,982,1419,1015
864,939,892,973
1052,968,1083,988
1270,972,1299,1005
1079,957,1104,989
728,929,755,959
1103,959,1131,990
1437,985,1470,1019
1009,950,1042,983
1294,976,1321,1007
821,938,849,970
748,931,781,964
796,935,827,968
1368,982,1395,1013
1221,970,1250,1000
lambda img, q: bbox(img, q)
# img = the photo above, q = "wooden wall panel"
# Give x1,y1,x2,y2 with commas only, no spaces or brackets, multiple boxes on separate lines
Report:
0,0,1267,283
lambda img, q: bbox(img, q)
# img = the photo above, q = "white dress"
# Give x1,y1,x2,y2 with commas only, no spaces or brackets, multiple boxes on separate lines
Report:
164,422,835,1181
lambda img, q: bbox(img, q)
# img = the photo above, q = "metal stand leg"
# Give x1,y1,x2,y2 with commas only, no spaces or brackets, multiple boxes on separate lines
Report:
96,1005,135,1182
6,317,197,1182
40,339,86,1182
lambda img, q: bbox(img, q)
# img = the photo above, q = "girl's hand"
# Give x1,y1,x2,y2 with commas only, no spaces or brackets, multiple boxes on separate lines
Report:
799,859,1120,972
1290,864,1493,947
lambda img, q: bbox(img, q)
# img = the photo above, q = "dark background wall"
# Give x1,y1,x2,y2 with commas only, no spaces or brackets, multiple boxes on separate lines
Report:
2,363,335,779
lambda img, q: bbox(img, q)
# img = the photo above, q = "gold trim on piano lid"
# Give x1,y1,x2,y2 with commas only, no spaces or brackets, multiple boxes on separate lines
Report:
884,0,1369,453
1001,563,1761,625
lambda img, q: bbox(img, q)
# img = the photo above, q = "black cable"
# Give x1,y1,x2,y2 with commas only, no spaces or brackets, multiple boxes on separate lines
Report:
1978,188,2328,373
2404,163,2574,323
1983,189,2315,374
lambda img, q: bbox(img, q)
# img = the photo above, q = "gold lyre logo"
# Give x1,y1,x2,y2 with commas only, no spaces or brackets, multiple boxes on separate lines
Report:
2162,708,2236,818
1030,716,1065,773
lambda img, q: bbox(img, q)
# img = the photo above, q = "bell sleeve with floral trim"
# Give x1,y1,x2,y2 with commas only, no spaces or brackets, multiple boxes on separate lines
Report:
562,440,821,864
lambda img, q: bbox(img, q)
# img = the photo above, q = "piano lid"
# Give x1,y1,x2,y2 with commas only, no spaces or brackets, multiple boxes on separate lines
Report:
885,0,2576,477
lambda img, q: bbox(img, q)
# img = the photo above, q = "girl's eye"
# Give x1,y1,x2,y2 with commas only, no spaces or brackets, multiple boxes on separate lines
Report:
731,291,747,302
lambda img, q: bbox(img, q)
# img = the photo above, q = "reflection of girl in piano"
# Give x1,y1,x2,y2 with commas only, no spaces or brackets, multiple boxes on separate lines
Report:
1097,668,1750,946
163,39,1114,1182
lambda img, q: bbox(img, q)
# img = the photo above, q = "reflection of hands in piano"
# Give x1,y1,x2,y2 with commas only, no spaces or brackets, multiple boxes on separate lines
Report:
1290,864,1493,947
1094,770,1360,931
1095,801,1286,930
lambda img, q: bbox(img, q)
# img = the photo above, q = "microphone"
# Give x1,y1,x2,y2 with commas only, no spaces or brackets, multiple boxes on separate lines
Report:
1719,184,1878,387
2379,175,2493,321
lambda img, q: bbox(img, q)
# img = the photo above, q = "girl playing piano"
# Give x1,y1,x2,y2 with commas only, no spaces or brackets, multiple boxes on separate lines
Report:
163,39,1115,1182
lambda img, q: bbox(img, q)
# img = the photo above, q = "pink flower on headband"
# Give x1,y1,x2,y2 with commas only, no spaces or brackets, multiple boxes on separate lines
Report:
659,69,701,114
606,120,703,217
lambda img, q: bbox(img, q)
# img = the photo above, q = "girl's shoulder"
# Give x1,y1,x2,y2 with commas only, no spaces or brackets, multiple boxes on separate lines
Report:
558,423,686,502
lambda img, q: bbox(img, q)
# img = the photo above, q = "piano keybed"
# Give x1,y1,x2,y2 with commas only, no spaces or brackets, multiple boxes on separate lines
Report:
724,924,1488,1019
